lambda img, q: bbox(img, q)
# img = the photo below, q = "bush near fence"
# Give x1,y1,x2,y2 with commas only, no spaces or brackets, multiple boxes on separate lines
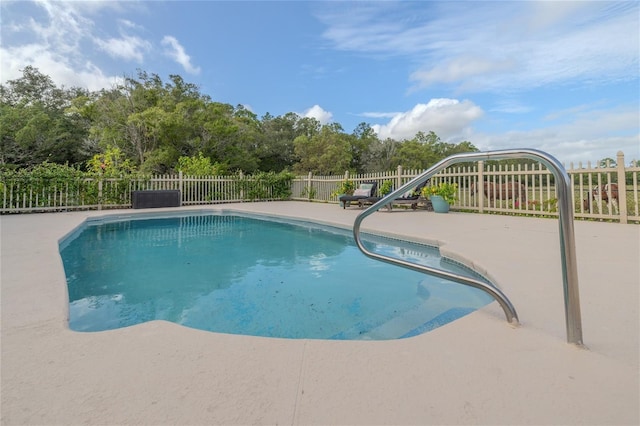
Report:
1,171,294,213
2,152,638,223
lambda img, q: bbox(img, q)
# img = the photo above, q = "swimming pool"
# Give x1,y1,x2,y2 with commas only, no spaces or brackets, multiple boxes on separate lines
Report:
59,211,493,339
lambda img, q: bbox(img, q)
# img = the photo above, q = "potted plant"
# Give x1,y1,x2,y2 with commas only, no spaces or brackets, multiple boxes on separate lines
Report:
332,179,356,207
422,182,458,213
379,180,393,197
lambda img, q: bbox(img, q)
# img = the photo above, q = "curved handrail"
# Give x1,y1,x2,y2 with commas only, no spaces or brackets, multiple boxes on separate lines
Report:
353,148,583,345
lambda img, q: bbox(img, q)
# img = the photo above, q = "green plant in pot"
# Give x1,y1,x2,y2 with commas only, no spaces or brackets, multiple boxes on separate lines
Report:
422,182,458,213
332,179,356,207
379,180,393,196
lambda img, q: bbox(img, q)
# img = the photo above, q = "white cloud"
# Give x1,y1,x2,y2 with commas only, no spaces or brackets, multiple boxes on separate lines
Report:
371,99,483,141
301,105,333,124
95,35,151,63
489,100,533,114
25,0,91,55
360,111,402,119
317,2,425,56
365,99,638,164
468,104,640,165
0,0,129,90
471,131,639,167
93,18,152,63
118,19,143,30
409,57,517,92
318,1,639,93
526,1,588,31
61,0,131,15
161,36,201,75
0,43,119,91
0,1,199,90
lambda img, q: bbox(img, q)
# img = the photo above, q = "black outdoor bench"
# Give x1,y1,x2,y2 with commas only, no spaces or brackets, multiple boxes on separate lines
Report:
132,190,181,209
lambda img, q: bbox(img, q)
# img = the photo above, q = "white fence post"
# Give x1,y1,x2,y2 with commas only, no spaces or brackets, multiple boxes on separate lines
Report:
98,178,103,211
477,160,485,213
617,151,628,224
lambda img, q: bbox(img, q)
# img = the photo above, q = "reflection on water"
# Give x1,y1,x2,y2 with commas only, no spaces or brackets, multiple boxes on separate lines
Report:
60,214,492,339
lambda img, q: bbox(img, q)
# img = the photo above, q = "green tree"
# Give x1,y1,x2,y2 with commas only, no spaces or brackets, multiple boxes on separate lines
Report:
390,132,479,171
391,140,432,170
195,102,236,158
295,117,322,139
0,65,66,109
176,152,225,176
0,66,90,167
228,104,261,172
293,123,352,174
3,67,489,177
258,112,299,172
86,70,211,169
349,122,378,173
363,138,397,172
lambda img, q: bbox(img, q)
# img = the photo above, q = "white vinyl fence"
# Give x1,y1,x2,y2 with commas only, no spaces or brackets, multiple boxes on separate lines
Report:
291,151,639,224
2,151,638,223
0,172,279,213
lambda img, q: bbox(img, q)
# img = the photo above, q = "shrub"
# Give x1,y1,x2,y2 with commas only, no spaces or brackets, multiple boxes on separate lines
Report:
331,179,355,197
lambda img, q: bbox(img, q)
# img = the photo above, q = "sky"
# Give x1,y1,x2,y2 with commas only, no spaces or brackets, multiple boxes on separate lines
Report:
1,0,638,165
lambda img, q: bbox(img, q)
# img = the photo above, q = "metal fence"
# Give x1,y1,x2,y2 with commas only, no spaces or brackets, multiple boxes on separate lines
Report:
2,151,638,223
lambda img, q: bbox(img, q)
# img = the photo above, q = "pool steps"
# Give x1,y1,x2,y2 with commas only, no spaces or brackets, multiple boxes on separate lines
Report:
331,280,491,340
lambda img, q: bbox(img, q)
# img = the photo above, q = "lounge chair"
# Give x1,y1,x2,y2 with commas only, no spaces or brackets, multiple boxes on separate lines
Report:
339,181,378,209
389,181,429,210
363,180,430,211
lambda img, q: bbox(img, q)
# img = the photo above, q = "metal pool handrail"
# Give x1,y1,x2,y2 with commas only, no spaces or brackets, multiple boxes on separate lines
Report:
353,148,583,346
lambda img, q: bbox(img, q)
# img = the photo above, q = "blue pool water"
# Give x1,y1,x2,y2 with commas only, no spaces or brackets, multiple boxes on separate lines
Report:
59,212,493,339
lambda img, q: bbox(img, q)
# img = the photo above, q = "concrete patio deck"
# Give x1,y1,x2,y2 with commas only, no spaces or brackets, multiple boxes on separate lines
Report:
1,201,638,425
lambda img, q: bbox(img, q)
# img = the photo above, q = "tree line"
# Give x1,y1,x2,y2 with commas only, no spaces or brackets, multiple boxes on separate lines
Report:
0,66,481,176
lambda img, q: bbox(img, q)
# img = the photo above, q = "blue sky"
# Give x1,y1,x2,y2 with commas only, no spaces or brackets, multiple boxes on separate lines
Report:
1,0,638,165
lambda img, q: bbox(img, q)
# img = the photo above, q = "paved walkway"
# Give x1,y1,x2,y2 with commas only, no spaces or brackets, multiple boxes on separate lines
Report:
1,202,638,425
